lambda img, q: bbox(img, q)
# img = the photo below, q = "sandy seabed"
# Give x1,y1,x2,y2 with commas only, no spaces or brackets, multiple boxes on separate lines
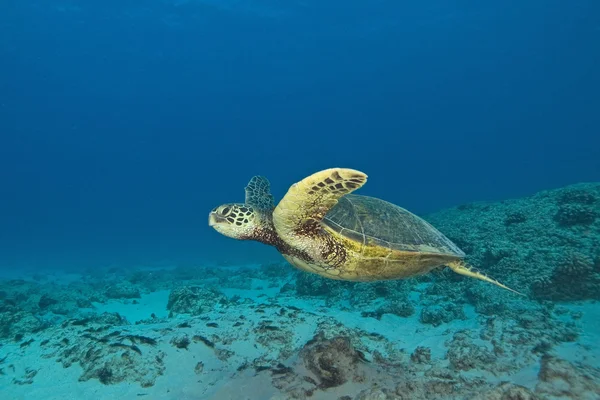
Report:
0,261,599,400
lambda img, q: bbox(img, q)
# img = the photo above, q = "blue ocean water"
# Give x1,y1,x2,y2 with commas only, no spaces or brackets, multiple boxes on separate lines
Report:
0,2,599,399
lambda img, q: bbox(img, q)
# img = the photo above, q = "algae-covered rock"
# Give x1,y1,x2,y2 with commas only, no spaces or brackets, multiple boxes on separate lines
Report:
446,331,498,373
419,302,465,327
166,286,226,316
0,311,46,339
105,282,141,299
299,331,365,389
471,382,540,400
296,272,350,297
535,355,600,399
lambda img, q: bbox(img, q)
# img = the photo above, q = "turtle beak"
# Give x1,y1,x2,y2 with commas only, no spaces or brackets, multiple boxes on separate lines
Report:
208,212,225,226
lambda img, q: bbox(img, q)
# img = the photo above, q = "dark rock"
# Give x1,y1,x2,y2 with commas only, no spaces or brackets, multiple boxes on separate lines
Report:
299,332,364,389
471,382,540,400
105,283,141,299
411,346,431,364
554,204,597,226
38,294,58,309
167,286,225,316
420,303,465,327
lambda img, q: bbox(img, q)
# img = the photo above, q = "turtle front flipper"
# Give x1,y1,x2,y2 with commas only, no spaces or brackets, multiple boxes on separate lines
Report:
273,168,367,240
446,260,524,296
245,176,275,211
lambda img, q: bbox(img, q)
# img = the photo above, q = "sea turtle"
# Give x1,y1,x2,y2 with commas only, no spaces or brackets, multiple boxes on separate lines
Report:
209,168,521,294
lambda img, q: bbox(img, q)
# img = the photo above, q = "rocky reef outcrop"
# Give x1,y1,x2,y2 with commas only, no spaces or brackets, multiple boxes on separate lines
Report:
426,183,600,301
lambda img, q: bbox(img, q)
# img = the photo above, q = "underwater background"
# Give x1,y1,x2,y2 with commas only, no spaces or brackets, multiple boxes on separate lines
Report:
1,1,599,400
2,0,599,269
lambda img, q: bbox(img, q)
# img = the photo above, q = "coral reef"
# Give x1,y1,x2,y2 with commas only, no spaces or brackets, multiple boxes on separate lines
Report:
554,204,597,226
427,182,600,301
531,252,600,301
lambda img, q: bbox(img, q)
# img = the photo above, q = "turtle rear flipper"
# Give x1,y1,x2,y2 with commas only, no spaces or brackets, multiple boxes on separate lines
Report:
447,260,524,296
245,176,274,211
273,168,367,239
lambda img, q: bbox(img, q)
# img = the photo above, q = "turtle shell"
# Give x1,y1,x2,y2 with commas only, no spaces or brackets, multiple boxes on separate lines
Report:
323,194,465,257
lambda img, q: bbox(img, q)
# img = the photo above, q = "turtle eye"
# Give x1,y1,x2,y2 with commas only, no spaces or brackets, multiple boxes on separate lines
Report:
221,207,231,215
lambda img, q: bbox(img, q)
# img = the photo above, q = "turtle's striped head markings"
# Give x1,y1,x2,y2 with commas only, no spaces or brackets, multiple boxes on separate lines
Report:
209,203,258,239
210,175,275,240
209,175,314,262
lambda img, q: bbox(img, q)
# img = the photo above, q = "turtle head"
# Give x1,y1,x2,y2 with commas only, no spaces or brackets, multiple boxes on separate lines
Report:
209,203,260,240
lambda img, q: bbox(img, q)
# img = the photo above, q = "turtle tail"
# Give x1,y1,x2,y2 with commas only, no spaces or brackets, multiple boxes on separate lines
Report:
446,260,524,296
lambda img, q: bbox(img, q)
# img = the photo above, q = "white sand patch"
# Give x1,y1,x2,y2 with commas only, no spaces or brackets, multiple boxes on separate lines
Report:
554,301,600,367
91,290,171,323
